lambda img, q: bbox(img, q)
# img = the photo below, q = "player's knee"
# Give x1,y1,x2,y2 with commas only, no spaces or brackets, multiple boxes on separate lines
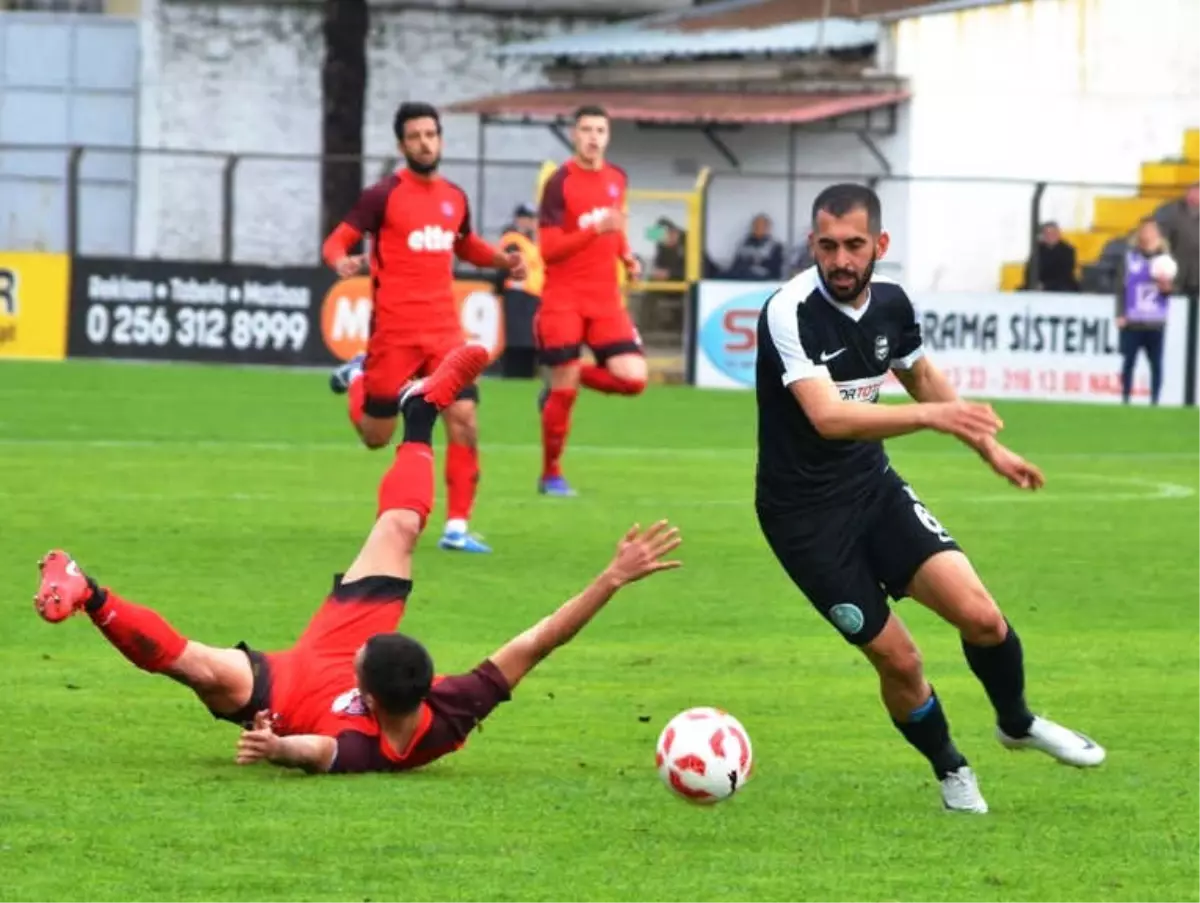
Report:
359,419,394,450
957,595,1006,646
377,508,423,551
875,644,924,690
549,364,581,390
608,354,648,385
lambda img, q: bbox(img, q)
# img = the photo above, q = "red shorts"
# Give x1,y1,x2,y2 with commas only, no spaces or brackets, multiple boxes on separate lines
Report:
224,575,413,736
362,330,469,419
534,305,642,366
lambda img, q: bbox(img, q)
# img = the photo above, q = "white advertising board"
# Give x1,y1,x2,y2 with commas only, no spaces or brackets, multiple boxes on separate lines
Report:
691,281,1192,406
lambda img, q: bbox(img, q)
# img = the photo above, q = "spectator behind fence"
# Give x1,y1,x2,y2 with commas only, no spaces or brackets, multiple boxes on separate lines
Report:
1115,218,1176,405
1157,184,1199,302
727,214,784,281
649,217,686,282
1023,222,1080,292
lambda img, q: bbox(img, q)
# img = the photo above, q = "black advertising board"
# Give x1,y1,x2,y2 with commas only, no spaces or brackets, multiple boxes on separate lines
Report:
67,257,340,367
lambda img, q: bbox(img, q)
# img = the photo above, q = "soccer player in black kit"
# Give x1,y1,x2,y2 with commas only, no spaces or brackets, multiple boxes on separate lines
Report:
755,184,1104,813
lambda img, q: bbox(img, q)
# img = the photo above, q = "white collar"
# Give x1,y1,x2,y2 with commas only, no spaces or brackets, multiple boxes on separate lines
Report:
816,273,872,322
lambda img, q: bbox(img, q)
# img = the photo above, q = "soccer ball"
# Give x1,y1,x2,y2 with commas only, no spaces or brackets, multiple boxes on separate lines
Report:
1150,254,1178,284
655,707,753,804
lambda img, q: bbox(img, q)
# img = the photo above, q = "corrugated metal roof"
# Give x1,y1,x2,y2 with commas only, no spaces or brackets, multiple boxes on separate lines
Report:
445,88,909,125
494,0,880,60
491,0,949,61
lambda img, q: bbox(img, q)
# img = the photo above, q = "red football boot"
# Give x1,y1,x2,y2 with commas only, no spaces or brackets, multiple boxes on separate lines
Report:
34,550,93,623
401,343,490,411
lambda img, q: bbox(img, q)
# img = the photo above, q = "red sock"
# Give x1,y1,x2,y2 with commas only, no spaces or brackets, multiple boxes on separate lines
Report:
378,441,435,527
88,591,188,674
541,388,577,479
580,365,646,396
347,373,365,429
445,443,479,522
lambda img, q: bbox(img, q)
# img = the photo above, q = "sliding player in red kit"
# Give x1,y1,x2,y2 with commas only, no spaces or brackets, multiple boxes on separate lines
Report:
535,105,648,497
323,102,524,554
32,344,683,776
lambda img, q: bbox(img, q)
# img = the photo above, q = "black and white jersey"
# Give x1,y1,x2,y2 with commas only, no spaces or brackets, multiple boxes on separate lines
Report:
754,266,924,513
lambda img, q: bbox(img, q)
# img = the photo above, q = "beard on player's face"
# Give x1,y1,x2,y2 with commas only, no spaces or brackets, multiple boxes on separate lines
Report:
820,252,876,303
404,150,440,175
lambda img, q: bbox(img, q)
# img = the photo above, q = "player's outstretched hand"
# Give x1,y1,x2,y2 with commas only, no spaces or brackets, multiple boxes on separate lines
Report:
607,521,682,586
924,401,1003,447
624,254,643,281
235,710,281,766
982,442,1045,491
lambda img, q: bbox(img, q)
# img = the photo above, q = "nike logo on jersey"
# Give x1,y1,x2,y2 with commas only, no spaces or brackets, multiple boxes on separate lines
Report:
819,349,846,362
65,561,81,577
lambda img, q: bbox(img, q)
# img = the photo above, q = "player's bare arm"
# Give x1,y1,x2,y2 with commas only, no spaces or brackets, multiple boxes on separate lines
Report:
787,376,1002,447
236,711,337,774
489,522,682,690
892,357,1044,490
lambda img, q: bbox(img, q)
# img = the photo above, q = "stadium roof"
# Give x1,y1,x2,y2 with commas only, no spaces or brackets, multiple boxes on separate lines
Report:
492,0,1022,61
445,88,909,126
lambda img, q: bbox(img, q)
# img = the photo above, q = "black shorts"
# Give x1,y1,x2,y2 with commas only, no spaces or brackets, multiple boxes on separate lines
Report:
757,467,961,646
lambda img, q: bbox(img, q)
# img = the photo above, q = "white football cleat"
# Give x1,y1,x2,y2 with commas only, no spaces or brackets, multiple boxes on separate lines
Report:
997,715,1106,767
940,766,988,813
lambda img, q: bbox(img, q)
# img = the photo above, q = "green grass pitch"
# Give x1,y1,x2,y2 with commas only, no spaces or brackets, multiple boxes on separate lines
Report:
0,359,1197,902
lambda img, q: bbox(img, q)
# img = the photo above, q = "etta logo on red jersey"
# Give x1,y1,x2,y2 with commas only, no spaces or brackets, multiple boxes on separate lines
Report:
577,207,617,231
406,225,457,253
655,707,753,804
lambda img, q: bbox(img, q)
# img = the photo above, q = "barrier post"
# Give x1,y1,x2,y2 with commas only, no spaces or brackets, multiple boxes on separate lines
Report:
66,146,84,257
221,153,240,263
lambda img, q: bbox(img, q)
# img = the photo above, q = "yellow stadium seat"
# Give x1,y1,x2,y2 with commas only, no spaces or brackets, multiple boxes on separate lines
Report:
1092,196,1163,232
999,261,1025,291
1140,162,1199,198
1185,129,1199,165
999,127,1197,290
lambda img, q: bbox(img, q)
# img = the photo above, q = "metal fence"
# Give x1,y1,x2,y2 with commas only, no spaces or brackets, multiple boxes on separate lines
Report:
1,143,1193,292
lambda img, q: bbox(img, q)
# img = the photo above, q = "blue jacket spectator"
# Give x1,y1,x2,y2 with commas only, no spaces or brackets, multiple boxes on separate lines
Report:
727,214,784,281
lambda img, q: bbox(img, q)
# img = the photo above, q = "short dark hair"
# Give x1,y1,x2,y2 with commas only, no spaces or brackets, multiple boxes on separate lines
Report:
393,102,442,140
359,633,434,715
811,183,882,234
573,104,609,123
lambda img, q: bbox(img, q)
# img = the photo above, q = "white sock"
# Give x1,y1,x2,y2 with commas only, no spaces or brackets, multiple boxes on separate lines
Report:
444,518,468,536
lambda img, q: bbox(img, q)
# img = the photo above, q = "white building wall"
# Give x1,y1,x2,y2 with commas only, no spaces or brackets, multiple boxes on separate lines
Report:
891,0,1200,290
135,0,584,263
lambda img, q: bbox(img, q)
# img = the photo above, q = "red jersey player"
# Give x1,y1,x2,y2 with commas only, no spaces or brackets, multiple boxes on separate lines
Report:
322,101,525,554
32,345,682,776
535,105,647,498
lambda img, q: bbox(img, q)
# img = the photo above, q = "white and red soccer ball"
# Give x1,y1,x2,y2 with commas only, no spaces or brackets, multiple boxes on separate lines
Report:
655,707,753,804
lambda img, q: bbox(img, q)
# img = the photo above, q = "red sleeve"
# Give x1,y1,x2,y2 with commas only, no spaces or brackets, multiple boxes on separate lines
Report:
321,222,362,268
538,166,598,264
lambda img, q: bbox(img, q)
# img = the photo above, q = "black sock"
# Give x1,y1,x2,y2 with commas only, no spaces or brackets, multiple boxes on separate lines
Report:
84,578,107,613
892,690,968,780
962,619,1035,737
402,397,437,445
